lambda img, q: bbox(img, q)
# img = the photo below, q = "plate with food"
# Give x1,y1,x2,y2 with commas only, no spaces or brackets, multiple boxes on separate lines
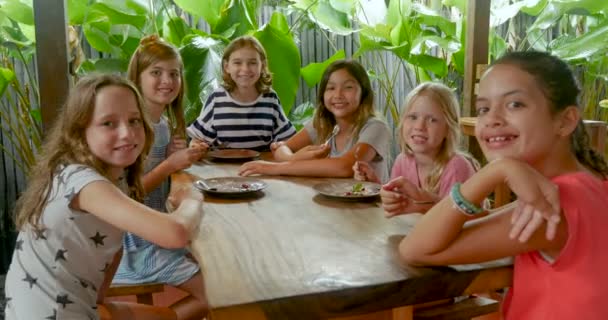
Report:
206,149,260,162
194,177,268,197
313,180,381,200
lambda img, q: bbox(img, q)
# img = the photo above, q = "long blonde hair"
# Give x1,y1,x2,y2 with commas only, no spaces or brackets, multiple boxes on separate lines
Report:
13,74,154,230
313,59,377,144
221,35,272,94
128,35,186,137
398,82,476,194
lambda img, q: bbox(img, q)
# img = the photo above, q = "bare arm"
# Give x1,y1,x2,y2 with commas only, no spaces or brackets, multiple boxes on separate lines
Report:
272,129,314,161
240,143,378,178
74,181,203,249
399,158,567,266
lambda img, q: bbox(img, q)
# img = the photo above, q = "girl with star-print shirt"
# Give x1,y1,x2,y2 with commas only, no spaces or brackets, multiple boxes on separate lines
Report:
4,74,203,320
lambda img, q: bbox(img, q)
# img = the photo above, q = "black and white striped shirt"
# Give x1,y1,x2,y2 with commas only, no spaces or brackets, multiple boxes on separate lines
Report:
187,87,296,151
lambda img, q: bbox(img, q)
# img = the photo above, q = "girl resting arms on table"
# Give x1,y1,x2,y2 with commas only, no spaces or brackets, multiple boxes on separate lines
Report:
398,51,608,320
3,74,204,320
239,59,391,181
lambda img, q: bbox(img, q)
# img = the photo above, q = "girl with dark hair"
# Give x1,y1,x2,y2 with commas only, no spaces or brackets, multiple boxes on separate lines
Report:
238,59,391,180
398,51,608,320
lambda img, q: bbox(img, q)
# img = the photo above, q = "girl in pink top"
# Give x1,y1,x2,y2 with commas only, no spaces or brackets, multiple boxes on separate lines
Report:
398,51,608,320
355,82,477,216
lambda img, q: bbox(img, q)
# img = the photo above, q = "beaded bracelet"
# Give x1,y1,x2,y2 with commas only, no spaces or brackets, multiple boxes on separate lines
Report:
449,182,484,216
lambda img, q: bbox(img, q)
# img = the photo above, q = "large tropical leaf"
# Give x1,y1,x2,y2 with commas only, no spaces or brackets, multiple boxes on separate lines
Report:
255,12,301,115
304,0,354,36
529,0,608,32
214,0,258,38
173,0,224,30
179,34,224,124
0,0,34,25
301,50,346,87
164,16,192,46
550,22,608,61
90,1,148,30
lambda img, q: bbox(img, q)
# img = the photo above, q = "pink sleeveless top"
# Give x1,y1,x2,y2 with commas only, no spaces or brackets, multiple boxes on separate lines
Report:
503,172,608,320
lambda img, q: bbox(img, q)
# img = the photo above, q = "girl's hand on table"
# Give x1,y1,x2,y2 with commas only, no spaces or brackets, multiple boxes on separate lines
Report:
353,161,379,183
167,136,188,156
168,147,206,171
380,177,435,217
239,160,281,176
189,138,209,153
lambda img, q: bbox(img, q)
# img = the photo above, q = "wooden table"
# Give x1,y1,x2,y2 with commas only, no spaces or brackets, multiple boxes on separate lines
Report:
460,117,608,208
176,157,512,320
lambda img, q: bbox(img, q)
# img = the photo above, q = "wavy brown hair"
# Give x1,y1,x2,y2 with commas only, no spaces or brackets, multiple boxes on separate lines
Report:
13,74,154,230
312,59,377,144
221,35,272,94
128,35,186,137
492,51,607,178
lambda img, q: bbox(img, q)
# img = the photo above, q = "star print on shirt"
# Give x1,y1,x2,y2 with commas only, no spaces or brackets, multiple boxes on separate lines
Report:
100,262,110,273
56,294,74,308
14,238,23,250
90,231,107,247
45,309,57,320
55,249,68,261
78,278,89,289
64,187,77,202
34,227,48,240
22,272,38,288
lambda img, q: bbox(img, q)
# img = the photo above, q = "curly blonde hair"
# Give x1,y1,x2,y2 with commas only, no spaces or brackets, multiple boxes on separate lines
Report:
13,74,154,230
128,35,186,137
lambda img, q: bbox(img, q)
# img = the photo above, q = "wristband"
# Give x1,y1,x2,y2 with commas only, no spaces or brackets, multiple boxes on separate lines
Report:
450,182,484,216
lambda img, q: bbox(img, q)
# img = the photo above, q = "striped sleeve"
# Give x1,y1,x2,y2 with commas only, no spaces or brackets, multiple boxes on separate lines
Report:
267,91,296,141
186,89,223,142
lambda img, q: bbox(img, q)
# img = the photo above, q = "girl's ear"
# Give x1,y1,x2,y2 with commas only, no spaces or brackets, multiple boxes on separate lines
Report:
557,106,580,137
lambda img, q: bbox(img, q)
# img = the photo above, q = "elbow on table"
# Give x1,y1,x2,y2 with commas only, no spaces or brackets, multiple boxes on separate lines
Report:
398,239,435,267
160,222,190,249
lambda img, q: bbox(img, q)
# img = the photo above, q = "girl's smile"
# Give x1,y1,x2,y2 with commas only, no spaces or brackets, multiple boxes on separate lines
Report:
140,59,181,118
224,47,262,90
86,85,145,180
402,94,448,157
475,64,565,169
324,68,362,121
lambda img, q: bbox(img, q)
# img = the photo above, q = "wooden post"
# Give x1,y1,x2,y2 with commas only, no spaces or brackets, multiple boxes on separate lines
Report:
33,0,71,132
462,0,491,117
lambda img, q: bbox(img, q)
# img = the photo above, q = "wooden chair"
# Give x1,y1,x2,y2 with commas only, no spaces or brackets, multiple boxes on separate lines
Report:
414,296,500,320
103,283,206,320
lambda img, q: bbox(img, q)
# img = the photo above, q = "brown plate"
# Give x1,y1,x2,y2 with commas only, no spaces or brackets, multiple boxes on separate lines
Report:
207,149,260,162
313,180,381,200
194,177,268,197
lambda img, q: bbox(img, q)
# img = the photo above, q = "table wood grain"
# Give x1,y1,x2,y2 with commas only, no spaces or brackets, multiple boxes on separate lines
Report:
175,157,512,320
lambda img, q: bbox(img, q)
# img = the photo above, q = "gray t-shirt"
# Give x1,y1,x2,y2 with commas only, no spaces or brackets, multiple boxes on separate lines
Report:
304,117,391,182
4,164,123,320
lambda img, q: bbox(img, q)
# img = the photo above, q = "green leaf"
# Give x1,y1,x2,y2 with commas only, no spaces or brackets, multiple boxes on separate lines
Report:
308,0,353,36
387,0,412,26
180,35,224,124
329,0,354,14
550,23,608,61
90,2,148,30
599,99,608,109
409,54,448,78
0,0,34,25
301,50,346,87
254,12,301,114
356,0,387,26
411,35,461,54
67,0,88,25
214,0,258,37
414,11,457,38
83,21,115,53
520,0,548,16
174,0,224,30
0,67,16,98
164,17,192,46
529,0,608,32
78,58,129,73
288,101,315,130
